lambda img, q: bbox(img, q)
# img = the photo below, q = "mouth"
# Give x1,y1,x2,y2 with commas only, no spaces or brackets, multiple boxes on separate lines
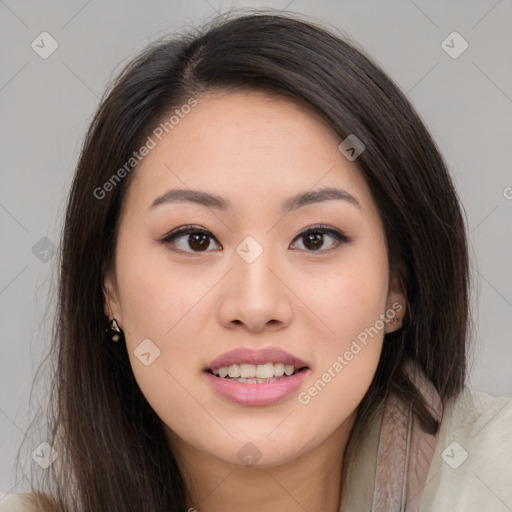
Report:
203,365,311,406
203,348,311,405
204,363,309,384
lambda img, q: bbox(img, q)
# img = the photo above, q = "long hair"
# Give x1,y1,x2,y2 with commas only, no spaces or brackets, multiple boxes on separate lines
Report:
15,8,471,511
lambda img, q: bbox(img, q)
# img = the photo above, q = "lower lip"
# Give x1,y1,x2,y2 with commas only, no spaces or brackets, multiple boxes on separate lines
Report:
203,369,310,406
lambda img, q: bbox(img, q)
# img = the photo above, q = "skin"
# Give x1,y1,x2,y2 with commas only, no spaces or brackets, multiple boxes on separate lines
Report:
103,90,407,512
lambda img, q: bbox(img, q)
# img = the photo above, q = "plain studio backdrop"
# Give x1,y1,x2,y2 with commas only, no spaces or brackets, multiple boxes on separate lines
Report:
0,0,511,493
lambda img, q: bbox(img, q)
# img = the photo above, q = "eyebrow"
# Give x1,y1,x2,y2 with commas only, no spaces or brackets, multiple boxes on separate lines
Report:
148,186,361,214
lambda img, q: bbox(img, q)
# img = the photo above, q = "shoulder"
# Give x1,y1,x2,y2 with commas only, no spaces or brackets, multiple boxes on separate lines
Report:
421,387,512,511
449,386,512,427
0,492,39,512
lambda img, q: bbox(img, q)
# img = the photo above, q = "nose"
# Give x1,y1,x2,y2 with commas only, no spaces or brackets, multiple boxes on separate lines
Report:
216,245,293,333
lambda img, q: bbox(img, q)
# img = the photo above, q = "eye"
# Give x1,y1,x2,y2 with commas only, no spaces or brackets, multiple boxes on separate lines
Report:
290,224,350,253
160,224,350,255
160,225,221,254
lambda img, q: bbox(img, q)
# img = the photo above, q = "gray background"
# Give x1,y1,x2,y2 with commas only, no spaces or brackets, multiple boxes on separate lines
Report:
1,0,511,494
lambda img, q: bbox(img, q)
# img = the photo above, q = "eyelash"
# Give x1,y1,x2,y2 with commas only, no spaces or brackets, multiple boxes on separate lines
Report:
159,224,351,255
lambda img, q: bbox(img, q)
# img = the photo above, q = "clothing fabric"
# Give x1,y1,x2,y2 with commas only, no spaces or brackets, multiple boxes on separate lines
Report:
339,360,512,511
0,493,37,512
2,361,511,512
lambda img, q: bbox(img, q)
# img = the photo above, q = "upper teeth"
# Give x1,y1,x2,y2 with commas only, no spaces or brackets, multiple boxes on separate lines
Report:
213,363,298,379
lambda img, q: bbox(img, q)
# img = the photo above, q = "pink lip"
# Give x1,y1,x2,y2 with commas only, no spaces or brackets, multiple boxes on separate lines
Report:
203,368,310,406
205,347,309,371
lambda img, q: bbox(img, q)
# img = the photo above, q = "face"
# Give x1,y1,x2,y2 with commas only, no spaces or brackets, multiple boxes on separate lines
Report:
103,90,406,471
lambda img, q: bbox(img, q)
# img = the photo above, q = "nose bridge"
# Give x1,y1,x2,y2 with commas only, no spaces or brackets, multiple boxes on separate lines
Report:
216,233,293,331
233,234,279,297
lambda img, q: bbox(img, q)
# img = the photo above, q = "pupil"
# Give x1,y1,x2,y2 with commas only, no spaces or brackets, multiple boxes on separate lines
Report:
189,234,209,251
304,233,323,250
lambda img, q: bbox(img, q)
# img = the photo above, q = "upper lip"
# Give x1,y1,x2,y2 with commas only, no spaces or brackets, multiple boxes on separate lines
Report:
205,347,310,371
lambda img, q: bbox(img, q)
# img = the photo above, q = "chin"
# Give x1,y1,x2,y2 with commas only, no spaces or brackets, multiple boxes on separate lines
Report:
206,435,308,469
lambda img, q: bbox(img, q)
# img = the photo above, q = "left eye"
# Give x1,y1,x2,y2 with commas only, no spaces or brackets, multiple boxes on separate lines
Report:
160,224,349,254
291,226,349,252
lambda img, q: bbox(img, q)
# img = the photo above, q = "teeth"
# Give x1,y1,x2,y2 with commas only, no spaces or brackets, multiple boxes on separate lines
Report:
256,362,274,378
227,364,240,378
212,362,303,379
240,364,256,378
274,363,285,377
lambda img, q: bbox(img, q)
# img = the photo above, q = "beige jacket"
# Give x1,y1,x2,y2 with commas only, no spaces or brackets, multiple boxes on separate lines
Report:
340,385,512,511
2,372,511,511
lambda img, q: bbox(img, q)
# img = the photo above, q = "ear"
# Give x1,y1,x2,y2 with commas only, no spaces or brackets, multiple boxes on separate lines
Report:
102,270,122,323
384,267,407,334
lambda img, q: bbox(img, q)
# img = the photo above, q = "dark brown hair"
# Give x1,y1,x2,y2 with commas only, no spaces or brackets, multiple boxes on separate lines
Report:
15,8,471,511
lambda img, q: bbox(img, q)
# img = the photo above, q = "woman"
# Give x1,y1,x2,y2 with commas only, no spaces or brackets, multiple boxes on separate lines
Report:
2,9,511,512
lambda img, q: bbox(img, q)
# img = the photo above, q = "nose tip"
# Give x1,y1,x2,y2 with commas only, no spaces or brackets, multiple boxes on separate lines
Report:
217,256,293,333
232,317,282,332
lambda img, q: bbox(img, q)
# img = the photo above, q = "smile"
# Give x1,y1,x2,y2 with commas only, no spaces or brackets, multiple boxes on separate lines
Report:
203,366,310,406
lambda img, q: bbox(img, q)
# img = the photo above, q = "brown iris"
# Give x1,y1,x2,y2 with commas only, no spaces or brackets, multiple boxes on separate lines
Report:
302,232,324,251
188,233,211,251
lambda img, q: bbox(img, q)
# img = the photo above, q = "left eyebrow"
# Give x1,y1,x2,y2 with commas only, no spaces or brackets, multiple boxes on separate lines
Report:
281,187,361,213
147,186,361,213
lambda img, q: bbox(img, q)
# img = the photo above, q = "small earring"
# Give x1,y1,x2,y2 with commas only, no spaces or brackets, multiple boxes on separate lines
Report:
106,317,122,342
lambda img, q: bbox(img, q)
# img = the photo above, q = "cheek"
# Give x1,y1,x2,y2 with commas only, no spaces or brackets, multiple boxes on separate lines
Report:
115,230,196,341
293,259,388,434
115,253,204,430
304,250,388,348
114,234,211,389
305,246,388,410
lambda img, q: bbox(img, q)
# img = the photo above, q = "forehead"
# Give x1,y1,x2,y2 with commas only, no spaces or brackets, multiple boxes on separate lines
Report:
124,91,376,219
158,90,342,164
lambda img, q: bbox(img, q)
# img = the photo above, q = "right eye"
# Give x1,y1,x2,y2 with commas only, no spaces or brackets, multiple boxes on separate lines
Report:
160,225,222,254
